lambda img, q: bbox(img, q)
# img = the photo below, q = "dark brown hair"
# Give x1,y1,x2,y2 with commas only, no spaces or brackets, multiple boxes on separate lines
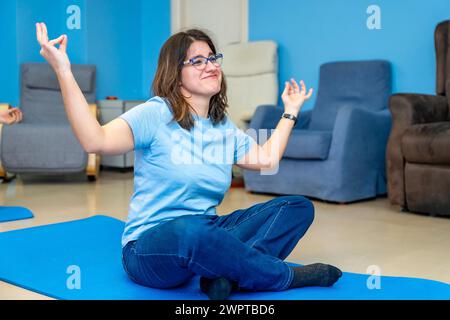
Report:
151,29,228,130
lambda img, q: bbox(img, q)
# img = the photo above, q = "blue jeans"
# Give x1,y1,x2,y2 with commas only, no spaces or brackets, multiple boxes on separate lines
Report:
122,195,314,291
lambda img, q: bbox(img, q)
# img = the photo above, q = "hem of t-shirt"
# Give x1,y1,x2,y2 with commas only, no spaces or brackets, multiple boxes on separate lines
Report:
121,212,218,248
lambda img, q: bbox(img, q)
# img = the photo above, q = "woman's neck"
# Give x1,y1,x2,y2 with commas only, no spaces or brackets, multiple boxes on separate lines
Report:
187,97,209,118
183,91,210,119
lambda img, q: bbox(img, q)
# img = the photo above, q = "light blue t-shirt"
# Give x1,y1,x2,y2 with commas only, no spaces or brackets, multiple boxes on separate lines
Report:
120,96,256,247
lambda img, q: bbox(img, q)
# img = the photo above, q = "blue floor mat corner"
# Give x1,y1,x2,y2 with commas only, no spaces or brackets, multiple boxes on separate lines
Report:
0,215,449,300
0,206,33,223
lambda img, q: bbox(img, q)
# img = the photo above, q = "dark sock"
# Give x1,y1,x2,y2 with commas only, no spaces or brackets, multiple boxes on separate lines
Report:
289,263,342,289
199,277,238,300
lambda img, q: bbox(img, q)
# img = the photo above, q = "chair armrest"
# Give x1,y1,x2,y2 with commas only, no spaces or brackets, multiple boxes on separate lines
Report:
387,93,448,206
0,103,12,178
389,93,448,128
89,103,99,119
249,105,312,130
86,103,100,179
329,106,391,176
0,103,11,111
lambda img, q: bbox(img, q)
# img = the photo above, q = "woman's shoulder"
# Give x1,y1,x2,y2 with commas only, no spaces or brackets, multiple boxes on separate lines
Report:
130,96,172,119
135,96,166,111
218,114,239,130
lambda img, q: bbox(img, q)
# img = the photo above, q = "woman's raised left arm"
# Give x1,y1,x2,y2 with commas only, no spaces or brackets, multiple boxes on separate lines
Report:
237,78,313,171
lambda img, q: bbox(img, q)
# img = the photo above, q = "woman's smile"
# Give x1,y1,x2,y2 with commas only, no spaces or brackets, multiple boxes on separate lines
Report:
202,74,218,80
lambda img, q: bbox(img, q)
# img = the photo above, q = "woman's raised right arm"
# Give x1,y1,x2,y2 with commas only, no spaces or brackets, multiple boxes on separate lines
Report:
36,22,134,155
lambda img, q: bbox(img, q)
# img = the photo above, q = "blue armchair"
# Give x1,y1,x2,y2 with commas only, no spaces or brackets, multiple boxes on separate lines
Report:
243,60,392,202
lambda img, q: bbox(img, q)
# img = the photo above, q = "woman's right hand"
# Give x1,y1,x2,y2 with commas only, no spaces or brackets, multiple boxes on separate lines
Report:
36,22,71,74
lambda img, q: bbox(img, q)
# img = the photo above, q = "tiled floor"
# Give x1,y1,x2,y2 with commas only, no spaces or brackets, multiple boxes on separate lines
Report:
1,170,449,299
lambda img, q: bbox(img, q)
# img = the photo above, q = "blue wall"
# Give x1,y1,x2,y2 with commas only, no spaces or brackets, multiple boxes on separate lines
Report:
85,0,142,100
141,0,171,98
4,0,448,110
0,0,18,105
249,0,450,110
0,0,170,106
16,0,87,66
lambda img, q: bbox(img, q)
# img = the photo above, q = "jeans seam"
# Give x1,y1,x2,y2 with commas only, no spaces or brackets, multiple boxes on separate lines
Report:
224,201,287,232
248,201,287,249
132,248,174,284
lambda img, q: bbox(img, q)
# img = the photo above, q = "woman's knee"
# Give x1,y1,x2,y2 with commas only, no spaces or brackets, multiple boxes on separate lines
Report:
281,195,315,225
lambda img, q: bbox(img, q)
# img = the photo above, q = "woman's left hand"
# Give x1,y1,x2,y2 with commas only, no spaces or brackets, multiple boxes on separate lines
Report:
281,78,313,115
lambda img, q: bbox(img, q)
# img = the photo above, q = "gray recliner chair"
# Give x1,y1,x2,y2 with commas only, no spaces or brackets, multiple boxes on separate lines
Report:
0,63,100,181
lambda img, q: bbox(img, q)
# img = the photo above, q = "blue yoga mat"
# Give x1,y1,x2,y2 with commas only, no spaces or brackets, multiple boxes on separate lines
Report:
0,206,33,223
0,215,449,300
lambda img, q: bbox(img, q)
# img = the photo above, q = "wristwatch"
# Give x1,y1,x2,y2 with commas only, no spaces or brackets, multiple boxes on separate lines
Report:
282,113,298,125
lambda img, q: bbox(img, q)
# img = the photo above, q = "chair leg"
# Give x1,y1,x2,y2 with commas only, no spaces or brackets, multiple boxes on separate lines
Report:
86,153,100,181
0,137,15,182
0,163,5,180
0,165,16,183
0,164,8,183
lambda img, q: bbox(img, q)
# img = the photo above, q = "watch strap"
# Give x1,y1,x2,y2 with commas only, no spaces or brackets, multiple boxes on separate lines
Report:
282,113,298,125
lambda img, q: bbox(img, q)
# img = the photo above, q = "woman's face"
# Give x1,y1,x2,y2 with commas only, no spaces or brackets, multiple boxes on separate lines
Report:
180,40,222,99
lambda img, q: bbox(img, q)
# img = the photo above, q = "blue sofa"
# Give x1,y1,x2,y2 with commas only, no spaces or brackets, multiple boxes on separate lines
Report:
243,60,392,203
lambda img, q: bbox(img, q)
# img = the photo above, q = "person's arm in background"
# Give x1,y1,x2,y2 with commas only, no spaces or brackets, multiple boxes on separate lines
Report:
0,108,23,125
237,78,313,170
36,22,133,155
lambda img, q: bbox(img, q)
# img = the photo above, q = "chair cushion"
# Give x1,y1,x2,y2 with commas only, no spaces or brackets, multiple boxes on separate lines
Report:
402,122,450,164
309,60,391,131
1,123,87,172
226,73,278,128
23,63,95,93
283,130,332,160
221,41,277,76
20,63,96,124
221,41,278,129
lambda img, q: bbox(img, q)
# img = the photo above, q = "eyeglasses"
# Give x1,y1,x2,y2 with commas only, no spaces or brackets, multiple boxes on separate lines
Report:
182,53,223,70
